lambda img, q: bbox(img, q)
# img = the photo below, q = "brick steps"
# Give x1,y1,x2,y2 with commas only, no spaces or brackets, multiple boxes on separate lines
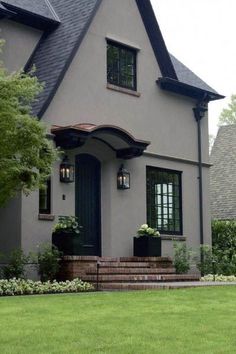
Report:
86,267,176,275
87,273,199,283
96,281,201,291
58,256,200,289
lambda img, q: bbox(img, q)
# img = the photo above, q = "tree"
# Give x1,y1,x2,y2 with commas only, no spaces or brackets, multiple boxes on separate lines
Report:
0,40,58,207
218,94,236,126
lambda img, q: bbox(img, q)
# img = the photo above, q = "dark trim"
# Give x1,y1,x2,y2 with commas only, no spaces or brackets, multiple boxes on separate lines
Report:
0,2,60,30
157,77,225,102
146,166,183,236
107,40,137,91
37,0,102,119
39,178,51,215
135,0,177,79
0,4,16,17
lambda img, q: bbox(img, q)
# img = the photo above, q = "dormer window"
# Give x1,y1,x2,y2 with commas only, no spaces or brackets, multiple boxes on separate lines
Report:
107,41,137,91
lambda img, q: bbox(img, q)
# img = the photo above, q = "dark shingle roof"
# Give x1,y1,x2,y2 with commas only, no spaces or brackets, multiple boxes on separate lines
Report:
170,54,218,94
27,0,102,117
1,0,60,22
1,0,221,117
210,125,236,220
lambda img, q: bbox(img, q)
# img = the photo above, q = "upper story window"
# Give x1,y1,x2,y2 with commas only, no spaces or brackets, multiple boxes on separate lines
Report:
107,40,137,91
39,178,51,215
146,167,183,235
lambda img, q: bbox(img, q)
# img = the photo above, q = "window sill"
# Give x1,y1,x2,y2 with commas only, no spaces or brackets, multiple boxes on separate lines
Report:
38,214,55,221
161,235,186,241
107,83,141,97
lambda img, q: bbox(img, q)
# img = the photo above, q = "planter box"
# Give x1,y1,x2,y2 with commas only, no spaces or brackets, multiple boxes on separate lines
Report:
52,232,81,256
133,236,161,257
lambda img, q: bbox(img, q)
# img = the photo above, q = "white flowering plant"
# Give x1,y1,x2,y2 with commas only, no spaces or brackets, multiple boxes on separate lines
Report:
136,224,160,237
52,216,82,235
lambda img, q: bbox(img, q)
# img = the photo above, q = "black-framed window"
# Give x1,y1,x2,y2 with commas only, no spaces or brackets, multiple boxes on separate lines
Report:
146,167,182,235
39,178,51,214
107,41,137,91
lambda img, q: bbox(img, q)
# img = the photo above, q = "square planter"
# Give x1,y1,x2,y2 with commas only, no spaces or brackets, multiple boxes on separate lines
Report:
133,236,161,257
52,231,81,256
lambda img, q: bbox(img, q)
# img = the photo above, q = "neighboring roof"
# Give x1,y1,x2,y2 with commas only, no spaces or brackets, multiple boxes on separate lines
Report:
52,123,150,159
0,0,223,117
210,125,236,220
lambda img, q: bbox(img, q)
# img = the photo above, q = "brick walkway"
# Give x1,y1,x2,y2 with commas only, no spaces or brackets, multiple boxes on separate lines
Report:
99,281,236,291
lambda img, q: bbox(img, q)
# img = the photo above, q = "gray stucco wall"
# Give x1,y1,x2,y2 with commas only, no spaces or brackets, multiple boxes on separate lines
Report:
1,0,211,259
0,196,21,255
0,19,42,72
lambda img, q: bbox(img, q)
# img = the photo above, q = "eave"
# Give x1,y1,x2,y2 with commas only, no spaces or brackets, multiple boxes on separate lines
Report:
157,77,225,102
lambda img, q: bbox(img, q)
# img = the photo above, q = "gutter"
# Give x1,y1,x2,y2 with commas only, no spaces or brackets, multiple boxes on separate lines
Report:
193,97,208,246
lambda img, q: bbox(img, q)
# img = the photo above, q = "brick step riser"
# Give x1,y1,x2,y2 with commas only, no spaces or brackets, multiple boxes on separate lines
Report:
95,283,200,291
98,262,173,268
86,268,176,275
83,274,199,283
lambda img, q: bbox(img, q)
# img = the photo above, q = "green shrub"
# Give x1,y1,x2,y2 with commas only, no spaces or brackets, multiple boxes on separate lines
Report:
211,220,236,275
201,274,236,282
173,242,192,274
0,278,93,296
2,250,29,279
35,244,61,282
197,245,214,276
212,220,236,254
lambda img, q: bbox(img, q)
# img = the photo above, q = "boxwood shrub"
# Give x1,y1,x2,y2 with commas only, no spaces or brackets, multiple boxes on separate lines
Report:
0,278,94,296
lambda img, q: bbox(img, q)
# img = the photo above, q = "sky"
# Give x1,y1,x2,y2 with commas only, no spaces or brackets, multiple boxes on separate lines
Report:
150,0,236,136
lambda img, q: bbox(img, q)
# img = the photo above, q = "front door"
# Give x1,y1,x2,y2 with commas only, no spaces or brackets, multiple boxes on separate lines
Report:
75,154,101,256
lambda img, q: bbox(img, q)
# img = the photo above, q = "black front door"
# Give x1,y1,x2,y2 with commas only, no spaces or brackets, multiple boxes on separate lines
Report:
75,154,101,256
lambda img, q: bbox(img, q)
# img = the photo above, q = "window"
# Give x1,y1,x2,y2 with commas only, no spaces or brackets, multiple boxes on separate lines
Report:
39,178,51,214
146,167,182,234
107,41,137,91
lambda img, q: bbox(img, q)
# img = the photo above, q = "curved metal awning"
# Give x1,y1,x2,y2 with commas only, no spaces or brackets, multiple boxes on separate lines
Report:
51,123,150,159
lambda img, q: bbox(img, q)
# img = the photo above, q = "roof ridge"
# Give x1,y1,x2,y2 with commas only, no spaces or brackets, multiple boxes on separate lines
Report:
44,0,60,22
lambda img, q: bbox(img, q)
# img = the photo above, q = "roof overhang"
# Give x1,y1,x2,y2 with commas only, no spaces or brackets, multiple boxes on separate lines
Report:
51,124,150,159
0,1,60,30
157,77,225,102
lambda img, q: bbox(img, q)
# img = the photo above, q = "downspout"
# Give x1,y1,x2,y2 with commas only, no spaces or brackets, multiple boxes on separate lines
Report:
193,96,208,247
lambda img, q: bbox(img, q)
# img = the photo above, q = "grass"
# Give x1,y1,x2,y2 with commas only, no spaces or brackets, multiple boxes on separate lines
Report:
0,287,235,354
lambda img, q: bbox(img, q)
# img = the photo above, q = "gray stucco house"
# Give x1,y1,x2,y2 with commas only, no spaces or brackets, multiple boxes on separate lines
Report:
0,0,223,258
211,125,236,220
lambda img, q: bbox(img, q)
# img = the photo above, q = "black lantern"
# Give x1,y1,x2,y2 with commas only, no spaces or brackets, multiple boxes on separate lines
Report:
117,164,130,190
60,156,74,183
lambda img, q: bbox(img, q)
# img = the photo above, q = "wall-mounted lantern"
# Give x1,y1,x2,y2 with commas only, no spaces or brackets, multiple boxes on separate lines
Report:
60,156,74,183
117,164,130,190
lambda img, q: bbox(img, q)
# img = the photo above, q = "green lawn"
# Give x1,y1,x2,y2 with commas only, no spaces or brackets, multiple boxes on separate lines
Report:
0,287,236,354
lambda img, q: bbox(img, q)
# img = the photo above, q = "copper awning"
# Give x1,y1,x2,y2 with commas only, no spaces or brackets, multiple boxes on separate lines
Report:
51,123,150,159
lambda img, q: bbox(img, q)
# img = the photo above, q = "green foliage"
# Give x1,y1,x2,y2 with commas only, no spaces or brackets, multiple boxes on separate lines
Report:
53,216,82,235
212,220,236,253
218,94,236,126
136,223,160,237
35,244,61,282
201,274,236,282
197,245,214,276
173,242,192,274
2,250,29,279
0,278,93,296
0,39,58,206
210,220,236,275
